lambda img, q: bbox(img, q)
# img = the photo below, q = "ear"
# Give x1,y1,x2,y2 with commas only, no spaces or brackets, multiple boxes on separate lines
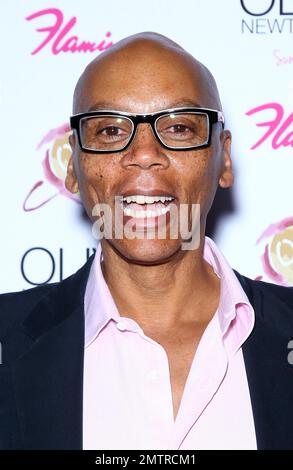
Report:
65,134,79,193
219,130,234,189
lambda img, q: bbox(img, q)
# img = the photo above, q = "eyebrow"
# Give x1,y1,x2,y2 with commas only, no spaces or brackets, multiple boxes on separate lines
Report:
87,98,203,113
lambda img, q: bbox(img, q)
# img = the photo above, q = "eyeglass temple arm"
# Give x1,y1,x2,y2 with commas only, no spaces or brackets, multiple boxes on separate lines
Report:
217,111,225,126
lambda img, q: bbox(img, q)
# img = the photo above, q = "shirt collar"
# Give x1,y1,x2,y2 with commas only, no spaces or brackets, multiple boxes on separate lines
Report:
203,237,255,355
204,237,252,332
84,242,121,347
84,237,255,352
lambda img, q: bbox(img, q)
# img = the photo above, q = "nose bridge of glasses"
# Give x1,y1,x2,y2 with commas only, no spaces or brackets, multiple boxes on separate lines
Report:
131,114,159,145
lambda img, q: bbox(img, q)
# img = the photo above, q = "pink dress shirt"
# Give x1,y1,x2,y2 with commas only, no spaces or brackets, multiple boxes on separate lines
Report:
83,237,257,450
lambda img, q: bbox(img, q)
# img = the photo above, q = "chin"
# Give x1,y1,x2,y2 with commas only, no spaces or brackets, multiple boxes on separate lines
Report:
108,238,182,266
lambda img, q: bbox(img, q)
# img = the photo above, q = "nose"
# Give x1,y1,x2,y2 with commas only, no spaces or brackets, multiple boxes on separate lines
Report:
120,123,170,170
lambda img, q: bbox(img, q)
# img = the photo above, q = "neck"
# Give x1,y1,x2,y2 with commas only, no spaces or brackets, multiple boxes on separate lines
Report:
100,237,220,329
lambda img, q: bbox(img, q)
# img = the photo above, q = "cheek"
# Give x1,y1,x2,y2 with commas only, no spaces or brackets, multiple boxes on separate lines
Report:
78,154,105,181
76,154,118,201
192,148,221,213
172,149,216,200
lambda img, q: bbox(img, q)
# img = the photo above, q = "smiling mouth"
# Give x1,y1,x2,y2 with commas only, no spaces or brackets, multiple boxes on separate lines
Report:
120,194,176,219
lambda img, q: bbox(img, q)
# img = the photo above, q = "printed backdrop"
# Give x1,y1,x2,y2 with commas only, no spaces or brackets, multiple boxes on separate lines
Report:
0,0,292,292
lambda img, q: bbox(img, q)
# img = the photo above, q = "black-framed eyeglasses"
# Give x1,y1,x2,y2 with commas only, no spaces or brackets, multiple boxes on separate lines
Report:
70,107,225,154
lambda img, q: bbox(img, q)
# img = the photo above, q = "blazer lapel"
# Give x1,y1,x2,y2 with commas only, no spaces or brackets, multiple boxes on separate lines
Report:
5,256,93,449
235,271,293,450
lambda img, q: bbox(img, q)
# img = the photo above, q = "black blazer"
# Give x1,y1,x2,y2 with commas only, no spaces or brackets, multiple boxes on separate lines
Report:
0,255,293,450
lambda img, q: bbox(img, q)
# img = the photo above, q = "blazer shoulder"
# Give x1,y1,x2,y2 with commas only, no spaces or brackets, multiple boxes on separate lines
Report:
0,283,57,339
0,254,94,341
234,270,293,308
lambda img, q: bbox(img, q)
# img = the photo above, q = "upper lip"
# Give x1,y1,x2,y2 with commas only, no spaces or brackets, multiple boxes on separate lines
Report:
118,188,176,199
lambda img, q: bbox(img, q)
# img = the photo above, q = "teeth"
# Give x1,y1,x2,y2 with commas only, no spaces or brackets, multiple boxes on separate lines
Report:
123,205,171,218
122,195,174,204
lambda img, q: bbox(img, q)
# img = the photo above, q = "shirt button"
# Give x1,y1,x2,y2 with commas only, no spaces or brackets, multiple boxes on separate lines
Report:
116,321,127,331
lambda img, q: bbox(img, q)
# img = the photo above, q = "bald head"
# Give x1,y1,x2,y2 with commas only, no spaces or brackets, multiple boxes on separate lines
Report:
72,32,222,115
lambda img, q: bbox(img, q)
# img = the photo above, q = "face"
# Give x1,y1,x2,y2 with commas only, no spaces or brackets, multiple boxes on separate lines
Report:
66,41,233,264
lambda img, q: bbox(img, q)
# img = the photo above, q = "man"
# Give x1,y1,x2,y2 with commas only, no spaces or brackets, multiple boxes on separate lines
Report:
0,32,293,450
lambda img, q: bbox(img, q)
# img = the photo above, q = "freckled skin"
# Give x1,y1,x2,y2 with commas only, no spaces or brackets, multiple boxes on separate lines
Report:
66,33,233,265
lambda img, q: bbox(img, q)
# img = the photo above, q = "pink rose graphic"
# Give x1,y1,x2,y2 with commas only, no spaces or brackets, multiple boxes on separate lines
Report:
23,123,80,211
256,218,293,286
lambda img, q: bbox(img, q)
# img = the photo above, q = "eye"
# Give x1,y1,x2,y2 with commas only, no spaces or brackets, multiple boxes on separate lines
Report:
167,124,192,134
98,126,126,137
91,117,133,142
159,122,197,139
156,112,209,144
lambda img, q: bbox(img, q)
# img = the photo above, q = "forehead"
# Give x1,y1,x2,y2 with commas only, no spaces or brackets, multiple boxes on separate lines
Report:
74,46,215,114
